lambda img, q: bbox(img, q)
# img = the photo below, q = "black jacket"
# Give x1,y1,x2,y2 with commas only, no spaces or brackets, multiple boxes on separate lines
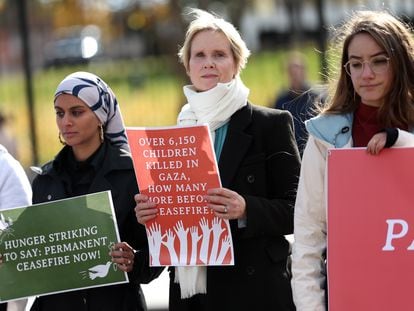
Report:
30,142,161,311
274,87,322,156
169,103,301,311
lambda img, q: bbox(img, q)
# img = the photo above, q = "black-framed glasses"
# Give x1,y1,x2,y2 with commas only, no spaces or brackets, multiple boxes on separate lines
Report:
344,55,390,76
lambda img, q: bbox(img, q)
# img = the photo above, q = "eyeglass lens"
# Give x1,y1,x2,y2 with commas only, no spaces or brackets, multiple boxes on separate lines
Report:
345,56,389,76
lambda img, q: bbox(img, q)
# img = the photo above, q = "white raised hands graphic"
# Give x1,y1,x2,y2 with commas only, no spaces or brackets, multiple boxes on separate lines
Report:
189,226,202,265
162,228,179,265
209,217,225,264
80,261,113,280
199,217,212,264
174,220,189,265
146,222,164,266
216,235,232,264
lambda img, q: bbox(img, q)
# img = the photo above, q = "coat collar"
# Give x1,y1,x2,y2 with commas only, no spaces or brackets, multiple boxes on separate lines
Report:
31,142,132,177
218,103,252,187
305,113,353,148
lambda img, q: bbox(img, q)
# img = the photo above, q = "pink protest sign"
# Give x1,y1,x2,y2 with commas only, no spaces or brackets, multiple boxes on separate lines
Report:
327,147,414,311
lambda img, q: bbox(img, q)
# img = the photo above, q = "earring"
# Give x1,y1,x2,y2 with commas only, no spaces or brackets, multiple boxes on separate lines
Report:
58,133,66,145
99,124,104,143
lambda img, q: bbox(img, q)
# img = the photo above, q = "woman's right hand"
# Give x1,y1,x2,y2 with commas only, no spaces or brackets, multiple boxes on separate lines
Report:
367,132,387,155
134,193,158,225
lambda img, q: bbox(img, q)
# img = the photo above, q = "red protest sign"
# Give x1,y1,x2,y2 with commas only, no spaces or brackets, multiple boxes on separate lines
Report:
327,147,414,311
126,125,234,267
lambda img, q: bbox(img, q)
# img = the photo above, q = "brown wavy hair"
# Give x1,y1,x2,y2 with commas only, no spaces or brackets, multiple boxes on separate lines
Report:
323,10,414,128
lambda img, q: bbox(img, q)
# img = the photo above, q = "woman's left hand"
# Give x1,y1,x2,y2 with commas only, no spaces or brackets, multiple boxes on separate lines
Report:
109,242,136,272
205,187,246,220
367,132,387,155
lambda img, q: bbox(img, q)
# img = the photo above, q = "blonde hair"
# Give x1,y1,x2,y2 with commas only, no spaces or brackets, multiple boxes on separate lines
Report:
178,8,251,76
323,10,414,128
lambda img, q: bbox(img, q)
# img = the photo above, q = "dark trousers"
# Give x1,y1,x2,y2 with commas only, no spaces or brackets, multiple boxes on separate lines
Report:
0,303,7,311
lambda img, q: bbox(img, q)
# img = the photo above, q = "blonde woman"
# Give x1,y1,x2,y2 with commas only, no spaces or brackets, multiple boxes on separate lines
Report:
135,9,300,311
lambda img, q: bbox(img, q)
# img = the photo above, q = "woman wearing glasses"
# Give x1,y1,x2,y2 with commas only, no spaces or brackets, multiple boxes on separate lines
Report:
291,10,414,310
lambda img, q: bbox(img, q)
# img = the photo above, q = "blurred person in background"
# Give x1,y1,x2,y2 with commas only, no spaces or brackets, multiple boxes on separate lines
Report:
273,52,324,156
0,143,32,311
291,10,414,310
0,111,19,160
29,71,160,311
135,8,300,311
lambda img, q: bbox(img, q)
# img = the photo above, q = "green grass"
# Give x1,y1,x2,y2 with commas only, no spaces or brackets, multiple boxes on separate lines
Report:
0,46,324,169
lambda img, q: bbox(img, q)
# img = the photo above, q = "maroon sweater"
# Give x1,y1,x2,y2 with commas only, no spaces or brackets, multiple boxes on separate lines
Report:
352,103,381,147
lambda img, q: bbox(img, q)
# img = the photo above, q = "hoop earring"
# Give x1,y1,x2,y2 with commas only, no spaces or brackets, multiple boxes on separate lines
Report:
58,133,66,145
99,124,104,143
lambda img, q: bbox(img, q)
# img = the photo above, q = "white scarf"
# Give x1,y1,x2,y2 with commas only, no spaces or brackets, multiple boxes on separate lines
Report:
175,77,249,299
178,76,249,141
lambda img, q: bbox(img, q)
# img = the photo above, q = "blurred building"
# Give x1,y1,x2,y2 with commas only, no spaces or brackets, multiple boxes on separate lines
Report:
43,25,102,68
240,0,414,51
1,0,414,71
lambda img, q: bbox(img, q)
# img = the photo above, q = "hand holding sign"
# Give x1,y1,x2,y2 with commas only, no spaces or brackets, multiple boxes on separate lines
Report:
109,242,136,273
134,193,158,224
205,187,247,220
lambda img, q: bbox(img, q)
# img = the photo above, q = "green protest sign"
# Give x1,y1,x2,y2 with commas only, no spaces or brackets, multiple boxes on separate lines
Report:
0,191,128,302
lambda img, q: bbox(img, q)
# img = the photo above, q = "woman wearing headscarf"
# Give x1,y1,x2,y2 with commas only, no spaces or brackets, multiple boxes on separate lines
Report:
30,71,160,311
135,9,301,311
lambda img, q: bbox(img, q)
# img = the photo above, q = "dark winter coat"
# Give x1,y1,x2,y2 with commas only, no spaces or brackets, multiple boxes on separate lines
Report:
168,103,301,311
274,87,322,156
30,142,161,311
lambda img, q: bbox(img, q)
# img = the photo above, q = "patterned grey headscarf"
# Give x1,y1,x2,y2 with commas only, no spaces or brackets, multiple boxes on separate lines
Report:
54,71,130,152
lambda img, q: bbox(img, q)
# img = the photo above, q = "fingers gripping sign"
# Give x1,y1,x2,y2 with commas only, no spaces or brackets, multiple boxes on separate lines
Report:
204,187,246,220
109,242,136,272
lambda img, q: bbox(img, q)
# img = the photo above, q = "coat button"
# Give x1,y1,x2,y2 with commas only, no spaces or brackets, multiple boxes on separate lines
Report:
341,126,350,133
246,266,255,275
247,175,255,183
47,195,52,200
